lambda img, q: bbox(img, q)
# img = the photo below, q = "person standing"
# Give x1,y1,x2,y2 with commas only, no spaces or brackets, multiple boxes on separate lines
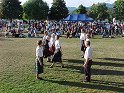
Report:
83,41,92,82
43,36,50,61
35,40,44,80
80,29,86,58
86,34,90,42
50,35,64,68
42,31,51,61
42,31,49,44
49,33,55,56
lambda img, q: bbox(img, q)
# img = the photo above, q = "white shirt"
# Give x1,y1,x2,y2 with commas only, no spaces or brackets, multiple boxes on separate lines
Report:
84,46,92,60
86,39,90,42
55,40,61,50
43,35,49,41
49,37,55,47
42,35,49,45
80,33,86,40
36,46,43,58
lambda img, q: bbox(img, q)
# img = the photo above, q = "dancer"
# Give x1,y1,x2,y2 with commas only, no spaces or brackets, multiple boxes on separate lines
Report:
80,29,86,58
50,35,64,68
35,40,44,80
83,41,92,82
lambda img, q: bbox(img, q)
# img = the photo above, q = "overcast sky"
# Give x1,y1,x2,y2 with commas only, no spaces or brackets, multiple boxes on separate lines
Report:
20,0,116,7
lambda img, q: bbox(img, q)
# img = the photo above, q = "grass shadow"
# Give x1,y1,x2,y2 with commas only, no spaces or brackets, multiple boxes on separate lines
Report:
63,59,83,64
64,59,124,67
44,79,124,92
65,64,124,75
97,58,124,62
93,61,124,67
92,68,124,76
62,59,124,76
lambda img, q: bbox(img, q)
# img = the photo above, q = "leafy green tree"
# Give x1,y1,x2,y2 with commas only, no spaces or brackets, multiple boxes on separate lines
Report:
49,0,69,20
87,4,97,19
107,8,114,21
72,4,87,14
113,0,124,21
0,1,2,18
0,0,23,19
88,3,109,20
23,0,49,20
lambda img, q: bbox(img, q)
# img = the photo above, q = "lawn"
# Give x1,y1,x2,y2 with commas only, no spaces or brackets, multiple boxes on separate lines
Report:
0,36,124,93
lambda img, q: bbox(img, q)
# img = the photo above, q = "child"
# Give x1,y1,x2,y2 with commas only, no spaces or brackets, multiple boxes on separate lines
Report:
50,35,64,68
35,40,44,80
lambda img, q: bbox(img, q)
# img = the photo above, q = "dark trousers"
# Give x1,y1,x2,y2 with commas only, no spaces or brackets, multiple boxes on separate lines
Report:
84,60,92,82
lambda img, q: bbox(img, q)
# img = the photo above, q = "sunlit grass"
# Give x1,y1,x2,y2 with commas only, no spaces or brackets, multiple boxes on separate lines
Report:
0,36,124,93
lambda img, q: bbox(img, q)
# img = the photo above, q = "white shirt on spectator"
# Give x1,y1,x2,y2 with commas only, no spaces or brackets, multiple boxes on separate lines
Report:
36,46,43,58
55,40,61,50
80,33,86,40
84,46,92,60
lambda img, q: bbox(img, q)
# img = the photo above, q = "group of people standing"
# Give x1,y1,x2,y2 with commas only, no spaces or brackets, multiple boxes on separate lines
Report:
35,30,93,83
35,31,64,80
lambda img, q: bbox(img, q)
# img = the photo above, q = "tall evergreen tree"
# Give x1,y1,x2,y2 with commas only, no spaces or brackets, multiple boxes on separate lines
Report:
23,0,49,20
49,0,69,20
0,0,23,19
113,0,124,21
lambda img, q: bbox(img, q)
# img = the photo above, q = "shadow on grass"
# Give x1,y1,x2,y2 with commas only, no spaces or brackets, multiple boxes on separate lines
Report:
92,68,124,75
63,59,124,75
44,79,124,92
93,61,124,67
63,59,124,67
63,59,83,64
65,64,124,75
97,58,124,62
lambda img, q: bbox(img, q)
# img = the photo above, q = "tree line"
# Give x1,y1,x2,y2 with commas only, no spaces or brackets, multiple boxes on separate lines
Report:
0,0,124,21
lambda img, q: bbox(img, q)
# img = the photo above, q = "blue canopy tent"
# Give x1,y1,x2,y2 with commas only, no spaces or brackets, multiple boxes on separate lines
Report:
62,14,94,22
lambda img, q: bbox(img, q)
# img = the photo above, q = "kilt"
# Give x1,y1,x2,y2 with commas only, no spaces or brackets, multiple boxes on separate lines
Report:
80,40,86,52
35,57,43,74
52,49,62,62
49,45,55,55
43,40,50,58
43,48,50,58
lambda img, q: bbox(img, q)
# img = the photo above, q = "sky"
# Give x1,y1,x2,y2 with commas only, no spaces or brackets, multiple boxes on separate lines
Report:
19,0,116,7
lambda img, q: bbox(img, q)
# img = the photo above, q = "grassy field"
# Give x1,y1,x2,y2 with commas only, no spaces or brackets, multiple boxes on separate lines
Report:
0,36,124,93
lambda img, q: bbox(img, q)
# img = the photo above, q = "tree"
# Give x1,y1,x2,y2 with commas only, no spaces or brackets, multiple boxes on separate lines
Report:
72,4,87,14
23,0,49,20
88,3,109,20
0,0,23,19
49,0,69,20
113,0,124,21
107,8,114,21
0,1,2,18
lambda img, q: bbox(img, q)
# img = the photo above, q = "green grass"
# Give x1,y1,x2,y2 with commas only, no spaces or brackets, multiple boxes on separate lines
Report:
0,36,124,93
